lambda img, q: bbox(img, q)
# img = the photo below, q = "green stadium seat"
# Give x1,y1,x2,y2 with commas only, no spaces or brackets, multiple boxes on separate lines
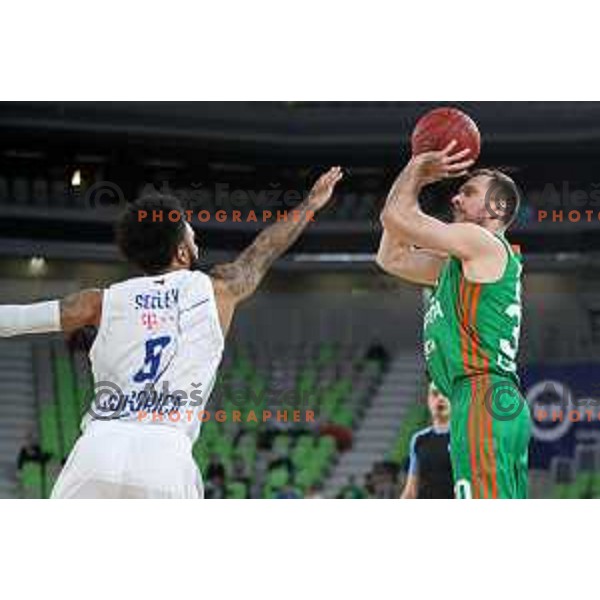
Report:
39,403,61,458
552,483,576,499
331,379,352,399
316,343,336,365
331,405,353,427
320,392,338,420
317,435,336,455
389,403,429,464
273,434,291,454
76,384,92,414
227,481,248,499
53,355,82,454
20,462,43,499
297,368,317,395
266,466,289,489
291,436,314,466
295,469,313,491
43,460,63,498
574,473,595,499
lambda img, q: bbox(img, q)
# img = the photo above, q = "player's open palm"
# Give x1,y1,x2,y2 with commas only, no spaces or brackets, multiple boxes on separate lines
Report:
307,166,344,210
410,140,474,186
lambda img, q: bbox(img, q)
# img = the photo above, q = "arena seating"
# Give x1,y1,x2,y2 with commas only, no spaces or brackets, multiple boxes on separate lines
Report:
20,329,599,500
387,402,429,466
546,446,600,499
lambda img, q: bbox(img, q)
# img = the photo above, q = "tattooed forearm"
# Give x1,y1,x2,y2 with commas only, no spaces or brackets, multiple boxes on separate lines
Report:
211,167,342,300
210,166,343,303
210,198,318,301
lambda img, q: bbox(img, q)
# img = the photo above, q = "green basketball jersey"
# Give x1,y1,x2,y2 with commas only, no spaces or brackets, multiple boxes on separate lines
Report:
423,235,523,398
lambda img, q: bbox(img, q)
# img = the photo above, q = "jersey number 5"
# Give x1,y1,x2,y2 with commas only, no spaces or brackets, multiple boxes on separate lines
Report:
133,336,172,383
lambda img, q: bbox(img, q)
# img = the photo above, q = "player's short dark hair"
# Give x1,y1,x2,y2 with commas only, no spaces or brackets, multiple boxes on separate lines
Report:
115,195,186,274
470,168,521,229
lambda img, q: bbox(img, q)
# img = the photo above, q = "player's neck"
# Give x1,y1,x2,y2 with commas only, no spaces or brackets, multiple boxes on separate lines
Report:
164,263,190,274
432,417,449,430
482,220,505,237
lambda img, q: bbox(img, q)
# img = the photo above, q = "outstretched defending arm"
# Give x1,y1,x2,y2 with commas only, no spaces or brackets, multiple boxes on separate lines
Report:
0,289,102,338
210,167,343,335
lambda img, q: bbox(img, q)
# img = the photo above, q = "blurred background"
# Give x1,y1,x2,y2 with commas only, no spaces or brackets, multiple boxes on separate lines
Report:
1,101,600,499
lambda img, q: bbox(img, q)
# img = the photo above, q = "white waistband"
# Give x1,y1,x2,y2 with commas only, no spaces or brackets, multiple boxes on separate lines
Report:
84,420,193,450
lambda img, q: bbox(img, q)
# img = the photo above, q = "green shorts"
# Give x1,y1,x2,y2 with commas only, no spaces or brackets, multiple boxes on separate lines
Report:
450,375,530,499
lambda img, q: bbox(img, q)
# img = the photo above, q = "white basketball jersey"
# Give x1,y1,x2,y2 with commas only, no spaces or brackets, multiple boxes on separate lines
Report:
86,269,225,443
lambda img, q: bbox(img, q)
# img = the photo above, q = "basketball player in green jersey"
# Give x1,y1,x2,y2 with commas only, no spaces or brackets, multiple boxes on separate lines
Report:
377,141,529,499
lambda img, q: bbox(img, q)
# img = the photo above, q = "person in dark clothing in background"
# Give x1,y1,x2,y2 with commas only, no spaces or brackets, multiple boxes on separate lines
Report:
205,454,226,498
400,383,454,499
365,341,390,371
17,431,51,471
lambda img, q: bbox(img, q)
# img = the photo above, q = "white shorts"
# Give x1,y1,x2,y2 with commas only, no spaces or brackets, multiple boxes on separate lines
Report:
51,421,203,499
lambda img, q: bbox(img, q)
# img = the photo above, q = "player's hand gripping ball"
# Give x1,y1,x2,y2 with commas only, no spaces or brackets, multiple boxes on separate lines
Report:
411,107,481,162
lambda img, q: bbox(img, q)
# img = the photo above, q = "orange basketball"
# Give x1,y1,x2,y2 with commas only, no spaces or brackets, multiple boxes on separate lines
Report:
411,107,481,161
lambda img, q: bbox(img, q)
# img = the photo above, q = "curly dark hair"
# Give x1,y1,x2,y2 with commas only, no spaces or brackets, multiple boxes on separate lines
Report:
115,195,186,274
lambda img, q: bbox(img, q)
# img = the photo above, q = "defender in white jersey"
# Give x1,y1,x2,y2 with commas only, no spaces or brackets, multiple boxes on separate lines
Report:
0,167,343,498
